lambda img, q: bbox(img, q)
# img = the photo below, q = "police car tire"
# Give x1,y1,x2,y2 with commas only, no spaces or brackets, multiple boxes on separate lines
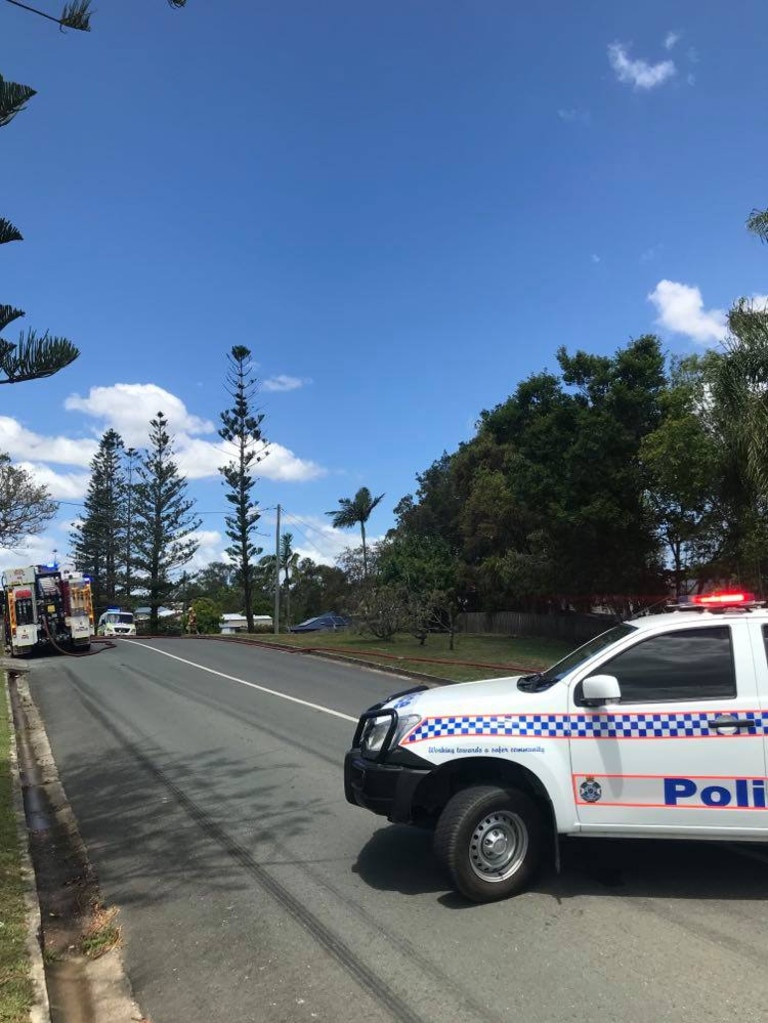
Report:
434,785,542,903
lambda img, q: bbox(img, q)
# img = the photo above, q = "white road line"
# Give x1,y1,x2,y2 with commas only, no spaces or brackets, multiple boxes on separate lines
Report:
124,640,357,723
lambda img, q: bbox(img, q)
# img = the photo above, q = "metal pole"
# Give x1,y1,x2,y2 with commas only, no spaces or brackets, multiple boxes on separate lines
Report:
273,504,281,634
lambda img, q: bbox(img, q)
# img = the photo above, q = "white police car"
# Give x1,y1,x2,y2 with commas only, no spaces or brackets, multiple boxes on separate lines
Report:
96,609,136,637
344,591,768,902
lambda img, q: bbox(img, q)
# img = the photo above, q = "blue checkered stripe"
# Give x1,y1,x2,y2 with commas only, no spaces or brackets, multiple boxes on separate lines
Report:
403,710,767,744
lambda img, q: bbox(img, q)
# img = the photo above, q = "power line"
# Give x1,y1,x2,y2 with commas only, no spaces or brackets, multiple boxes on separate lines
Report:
280,509,337,562
281,508,336,542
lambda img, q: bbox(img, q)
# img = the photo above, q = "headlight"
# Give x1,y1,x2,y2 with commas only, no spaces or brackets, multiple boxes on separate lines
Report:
361,713,420,756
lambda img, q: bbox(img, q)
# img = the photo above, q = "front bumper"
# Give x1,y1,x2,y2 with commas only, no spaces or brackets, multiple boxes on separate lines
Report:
344,750,431,824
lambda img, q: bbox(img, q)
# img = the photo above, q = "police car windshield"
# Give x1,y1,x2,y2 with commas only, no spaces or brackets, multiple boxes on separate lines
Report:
518,623,637,691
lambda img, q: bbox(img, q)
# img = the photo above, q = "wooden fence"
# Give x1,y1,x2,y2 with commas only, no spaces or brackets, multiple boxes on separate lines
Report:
457,610,615,644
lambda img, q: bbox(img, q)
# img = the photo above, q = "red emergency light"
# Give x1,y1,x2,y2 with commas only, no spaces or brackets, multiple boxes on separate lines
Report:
691,591,755,607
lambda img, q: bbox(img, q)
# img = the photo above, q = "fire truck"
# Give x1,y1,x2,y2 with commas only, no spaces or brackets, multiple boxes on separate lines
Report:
1,565,94,656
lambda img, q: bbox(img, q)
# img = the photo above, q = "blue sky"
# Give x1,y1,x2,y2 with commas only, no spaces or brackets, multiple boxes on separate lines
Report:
1,0,767,571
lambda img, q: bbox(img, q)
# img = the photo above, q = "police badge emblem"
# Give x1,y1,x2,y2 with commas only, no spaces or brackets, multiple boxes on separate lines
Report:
579,777,602,803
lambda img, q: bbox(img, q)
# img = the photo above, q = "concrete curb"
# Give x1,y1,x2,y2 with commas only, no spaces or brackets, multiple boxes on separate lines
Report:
4,671,51,1023
11,673,146,1023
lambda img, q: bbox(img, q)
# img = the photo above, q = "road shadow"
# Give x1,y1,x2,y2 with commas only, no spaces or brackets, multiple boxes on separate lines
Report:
22,662,323,911
52,739,321,910
353,823,768,905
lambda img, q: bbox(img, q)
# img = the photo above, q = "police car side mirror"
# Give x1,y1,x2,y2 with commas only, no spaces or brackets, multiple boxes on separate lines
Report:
582,674,621,707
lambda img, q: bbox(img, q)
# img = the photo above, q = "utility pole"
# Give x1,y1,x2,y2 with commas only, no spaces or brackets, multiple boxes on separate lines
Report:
273,504,281,634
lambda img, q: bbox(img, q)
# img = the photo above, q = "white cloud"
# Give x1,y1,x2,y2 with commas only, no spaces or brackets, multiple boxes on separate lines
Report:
17,462,91,501
648,280,727,343
591,253,601,264
177,437,324,483
64,381,325,483
664,31,680,51
259,442,325,482
65,383,214,447
608,42,676,90
263,375,310,393
187,530,227,573
0,417,97,466
0,518,83,575
273,512,385,567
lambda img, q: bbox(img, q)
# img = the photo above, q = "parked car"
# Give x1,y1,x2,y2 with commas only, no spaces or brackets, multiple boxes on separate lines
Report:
288,613,351,633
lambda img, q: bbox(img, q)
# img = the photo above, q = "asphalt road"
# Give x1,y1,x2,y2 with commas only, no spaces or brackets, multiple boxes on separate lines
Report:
25,638,768,1023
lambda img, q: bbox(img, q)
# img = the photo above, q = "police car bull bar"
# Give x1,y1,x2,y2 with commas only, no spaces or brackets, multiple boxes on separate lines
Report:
352,685,427,762
353,707,399,761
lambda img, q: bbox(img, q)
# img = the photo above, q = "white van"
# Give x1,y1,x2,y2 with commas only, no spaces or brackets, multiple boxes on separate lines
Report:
97,609,136,637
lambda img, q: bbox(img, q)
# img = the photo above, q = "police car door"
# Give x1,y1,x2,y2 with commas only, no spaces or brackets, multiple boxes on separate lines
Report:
568,623,766,835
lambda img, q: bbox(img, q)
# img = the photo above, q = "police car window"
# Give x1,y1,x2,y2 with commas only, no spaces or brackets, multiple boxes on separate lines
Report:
591,627,735,703
541,624,637,683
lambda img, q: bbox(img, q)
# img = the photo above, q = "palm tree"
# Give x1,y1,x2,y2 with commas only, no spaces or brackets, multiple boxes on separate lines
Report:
279,533,300,625
711,300,768,495
747,207,768,244
326,487,385,579
2,0,186,32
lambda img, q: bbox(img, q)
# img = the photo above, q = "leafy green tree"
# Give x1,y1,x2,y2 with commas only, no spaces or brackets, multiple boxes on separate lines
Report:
190,596,221,635
289,558,348,621
395,453,462,549
357,584,404,640
70,429,127,613
218,346,267,631
705,300,768,590
326,487,385,580
378,532,466,647
552,337,666,610
132,413,201,632
189,561,242,611
0,455,56,547
377,532,457,601
640,356,725,595
378,533,461,645
394,337,667,614
1,76,78,385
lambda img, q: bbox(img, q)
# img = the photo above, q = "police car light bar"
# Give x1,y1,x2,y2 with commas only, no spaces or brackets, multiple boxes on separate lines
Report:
667,590,764,613
691,591,754,606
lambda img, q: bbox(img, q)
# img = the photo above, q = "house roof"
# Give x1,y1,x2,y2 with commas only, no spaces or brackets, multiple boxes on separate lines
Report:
134,606,177,618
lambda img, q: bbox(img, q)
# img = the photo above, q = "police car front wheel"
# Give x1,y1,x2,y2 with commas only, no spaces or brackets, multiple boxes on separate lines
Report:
434,786,543,903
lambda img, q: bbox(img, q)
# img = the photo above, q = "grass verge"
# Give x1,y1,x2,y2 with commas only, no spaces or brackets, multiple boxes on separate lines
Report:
0,675,34,1023
80,903,121,959
225,631,575,683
